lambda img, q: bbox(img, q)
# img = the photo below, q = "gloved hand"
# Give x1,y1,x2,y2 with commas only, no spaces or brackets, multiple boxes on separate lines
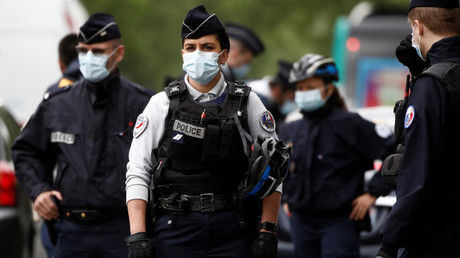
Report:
251,232,278,258
395,34,426,77
125,232,154,258
375,242,398,258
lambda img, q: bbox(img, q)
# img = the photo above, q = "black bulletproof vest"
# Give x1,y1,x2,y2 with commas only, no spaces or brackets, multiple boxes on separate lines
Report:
155,80,251,195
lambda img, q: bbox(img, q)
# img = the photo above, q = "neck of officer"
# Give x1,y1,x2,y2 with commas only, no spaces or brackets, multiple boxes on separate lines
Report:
188,71,222,93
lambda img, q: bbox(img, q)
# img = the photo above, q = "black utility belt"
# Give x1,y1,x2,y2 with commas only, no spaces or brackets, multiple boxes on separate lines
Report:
60,207,127,223
158,193,239,213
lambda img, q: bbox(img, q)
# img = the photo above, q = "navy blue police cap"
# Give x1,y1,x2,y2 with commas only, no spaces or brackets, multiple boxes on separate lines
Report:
226,23,265,56
181,5,230,50
277,61,296,90
409,0,459,11
78,13,121,44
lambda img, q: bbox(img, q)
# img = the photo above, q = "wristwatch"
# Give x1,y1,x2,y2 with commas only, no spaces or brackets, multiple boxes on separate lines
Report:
260,221,278,233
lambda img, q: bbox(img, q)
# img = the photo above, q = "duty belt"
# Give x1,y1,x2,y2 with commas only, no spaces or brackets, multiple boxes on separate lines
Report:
158,193,239,213
60,207,128,222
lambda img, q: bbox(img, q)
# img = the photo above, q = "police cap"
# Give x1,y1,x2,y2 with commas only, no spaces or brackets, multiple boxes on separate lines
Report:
78,13,121,44
226,23,264,56
181,5,230,50
277,60,295,90
409,0,459,11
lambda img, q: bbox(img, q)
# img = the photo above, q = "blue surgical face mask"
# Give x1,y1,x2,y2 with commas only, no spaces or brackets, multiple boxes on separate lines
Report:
79,49,117,83
280,100,298,116
232,63,250,79
295,87,327,112
411,25,426,61
182,50,222,85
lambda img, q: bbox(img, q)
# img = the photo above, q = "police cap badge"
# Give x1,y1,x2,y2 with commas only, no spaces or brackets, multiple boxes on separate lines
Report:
79,13,121,44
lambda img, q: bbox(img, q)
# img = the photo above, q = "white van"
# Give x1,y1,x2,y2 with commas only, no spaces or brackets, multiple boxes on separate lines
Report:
0,0,88,123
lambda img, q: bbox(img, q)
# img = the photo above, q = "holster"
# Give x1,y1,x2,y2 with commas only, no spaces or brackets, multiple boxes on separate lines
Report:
46,195,60,246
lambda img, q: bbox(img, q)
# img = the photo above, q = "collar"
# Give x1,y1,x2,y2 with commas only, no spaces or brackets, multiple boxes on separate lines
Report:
184,72,227,102
426,35,460,66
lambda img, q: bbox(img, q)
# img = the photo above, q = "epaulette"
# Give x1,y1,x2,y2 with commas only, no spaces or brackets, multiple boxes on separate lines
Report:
43,84,71,101
164,80,186,97
58,78,74,88
228,81,251,97
134,84,156,97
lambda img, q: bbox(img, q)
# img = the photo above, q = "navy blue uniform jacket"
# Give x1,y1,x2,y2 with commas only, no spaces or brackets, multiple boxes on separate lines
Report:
12,72,153,210
280,105,394,214
381,35,460,247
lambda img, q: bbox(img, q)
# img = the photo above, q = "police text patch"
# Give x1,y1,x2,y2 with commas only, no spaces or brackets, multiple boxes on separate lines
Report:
173,120,205,139
50,131,75,144
404,105,415,128
260,111,276,132
133,114,148,138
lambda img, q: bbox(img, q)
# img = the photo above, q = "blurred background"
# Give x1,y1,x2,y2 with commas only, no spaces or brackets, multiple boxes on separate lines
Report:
0,0,410,257
1,0,410,123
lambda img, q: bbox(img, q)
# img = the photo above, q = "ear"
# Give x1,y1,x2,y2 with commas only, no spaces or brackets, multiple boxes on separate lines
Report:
219,49,229,65
325,84,334,98
58,59,66,73
115,45,125,63
414,20,424,36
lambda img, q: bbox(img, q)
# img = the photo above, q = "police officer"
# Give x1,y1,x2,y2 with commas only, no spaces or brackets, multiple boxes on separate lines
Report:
222,22,264,82
125,5,285,258
279,54,395,258
376,1,460,257
12,13,153,258
46,33,82,92
41,32,82,258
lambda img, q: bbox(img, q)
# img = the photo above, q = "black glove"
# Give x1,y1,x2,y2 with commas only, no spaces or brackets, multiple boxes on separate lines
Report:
125,232,154,258
375,242,398,258
395,34,426,77
251,232,278,258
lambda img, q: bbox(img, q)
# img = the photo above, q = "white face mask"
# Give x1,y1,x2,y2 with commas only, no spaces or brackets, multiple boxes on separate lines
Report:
182,50,222,85
79,48,117,83
411,25,426,61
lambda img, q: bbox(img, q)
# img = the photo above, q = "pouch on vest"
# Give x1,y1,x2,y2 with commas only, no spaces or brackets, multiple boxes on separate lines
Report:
381,153,403,188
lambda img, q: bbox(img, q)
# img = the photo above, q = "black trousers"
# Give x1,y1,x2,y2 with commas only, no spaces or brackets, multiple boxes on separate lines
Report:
153,210,258,258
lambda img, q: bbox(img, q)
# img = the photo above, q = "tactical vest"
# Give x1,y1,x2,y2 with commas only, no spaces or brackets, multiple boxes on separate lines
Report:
382,62,460,187
154,80,251,195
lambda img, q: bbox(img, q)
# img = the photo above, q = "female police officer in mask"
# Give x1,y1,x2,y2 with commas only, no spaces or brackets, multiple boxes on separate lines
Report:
124,5,285,258
279,54,395,258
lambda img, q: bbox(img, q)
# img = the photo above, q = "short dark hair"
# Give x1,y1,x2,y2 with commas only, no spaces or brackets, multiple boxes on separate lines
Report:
58,33,78,67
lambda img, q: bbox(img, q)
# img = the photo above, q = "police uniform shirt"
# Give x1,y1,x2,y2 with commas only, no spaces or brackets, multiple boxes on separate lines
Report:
125,72,280,203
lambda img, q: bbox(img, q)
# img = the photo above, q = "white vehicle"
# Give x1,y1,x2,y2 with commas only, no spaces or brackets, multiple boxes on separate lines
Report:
0,0,88,123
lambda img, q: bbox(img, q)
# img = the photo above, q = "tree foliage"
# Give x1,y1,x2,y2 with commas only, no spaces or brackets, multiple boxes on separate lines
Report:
79,0,407,92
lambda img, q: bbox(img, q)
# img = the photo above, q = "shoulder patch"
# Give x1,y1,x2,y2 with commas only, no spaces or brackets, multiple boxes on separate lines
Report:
133,114,148,138
404,105,415,128
375,124,392,138
260,110,276,132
